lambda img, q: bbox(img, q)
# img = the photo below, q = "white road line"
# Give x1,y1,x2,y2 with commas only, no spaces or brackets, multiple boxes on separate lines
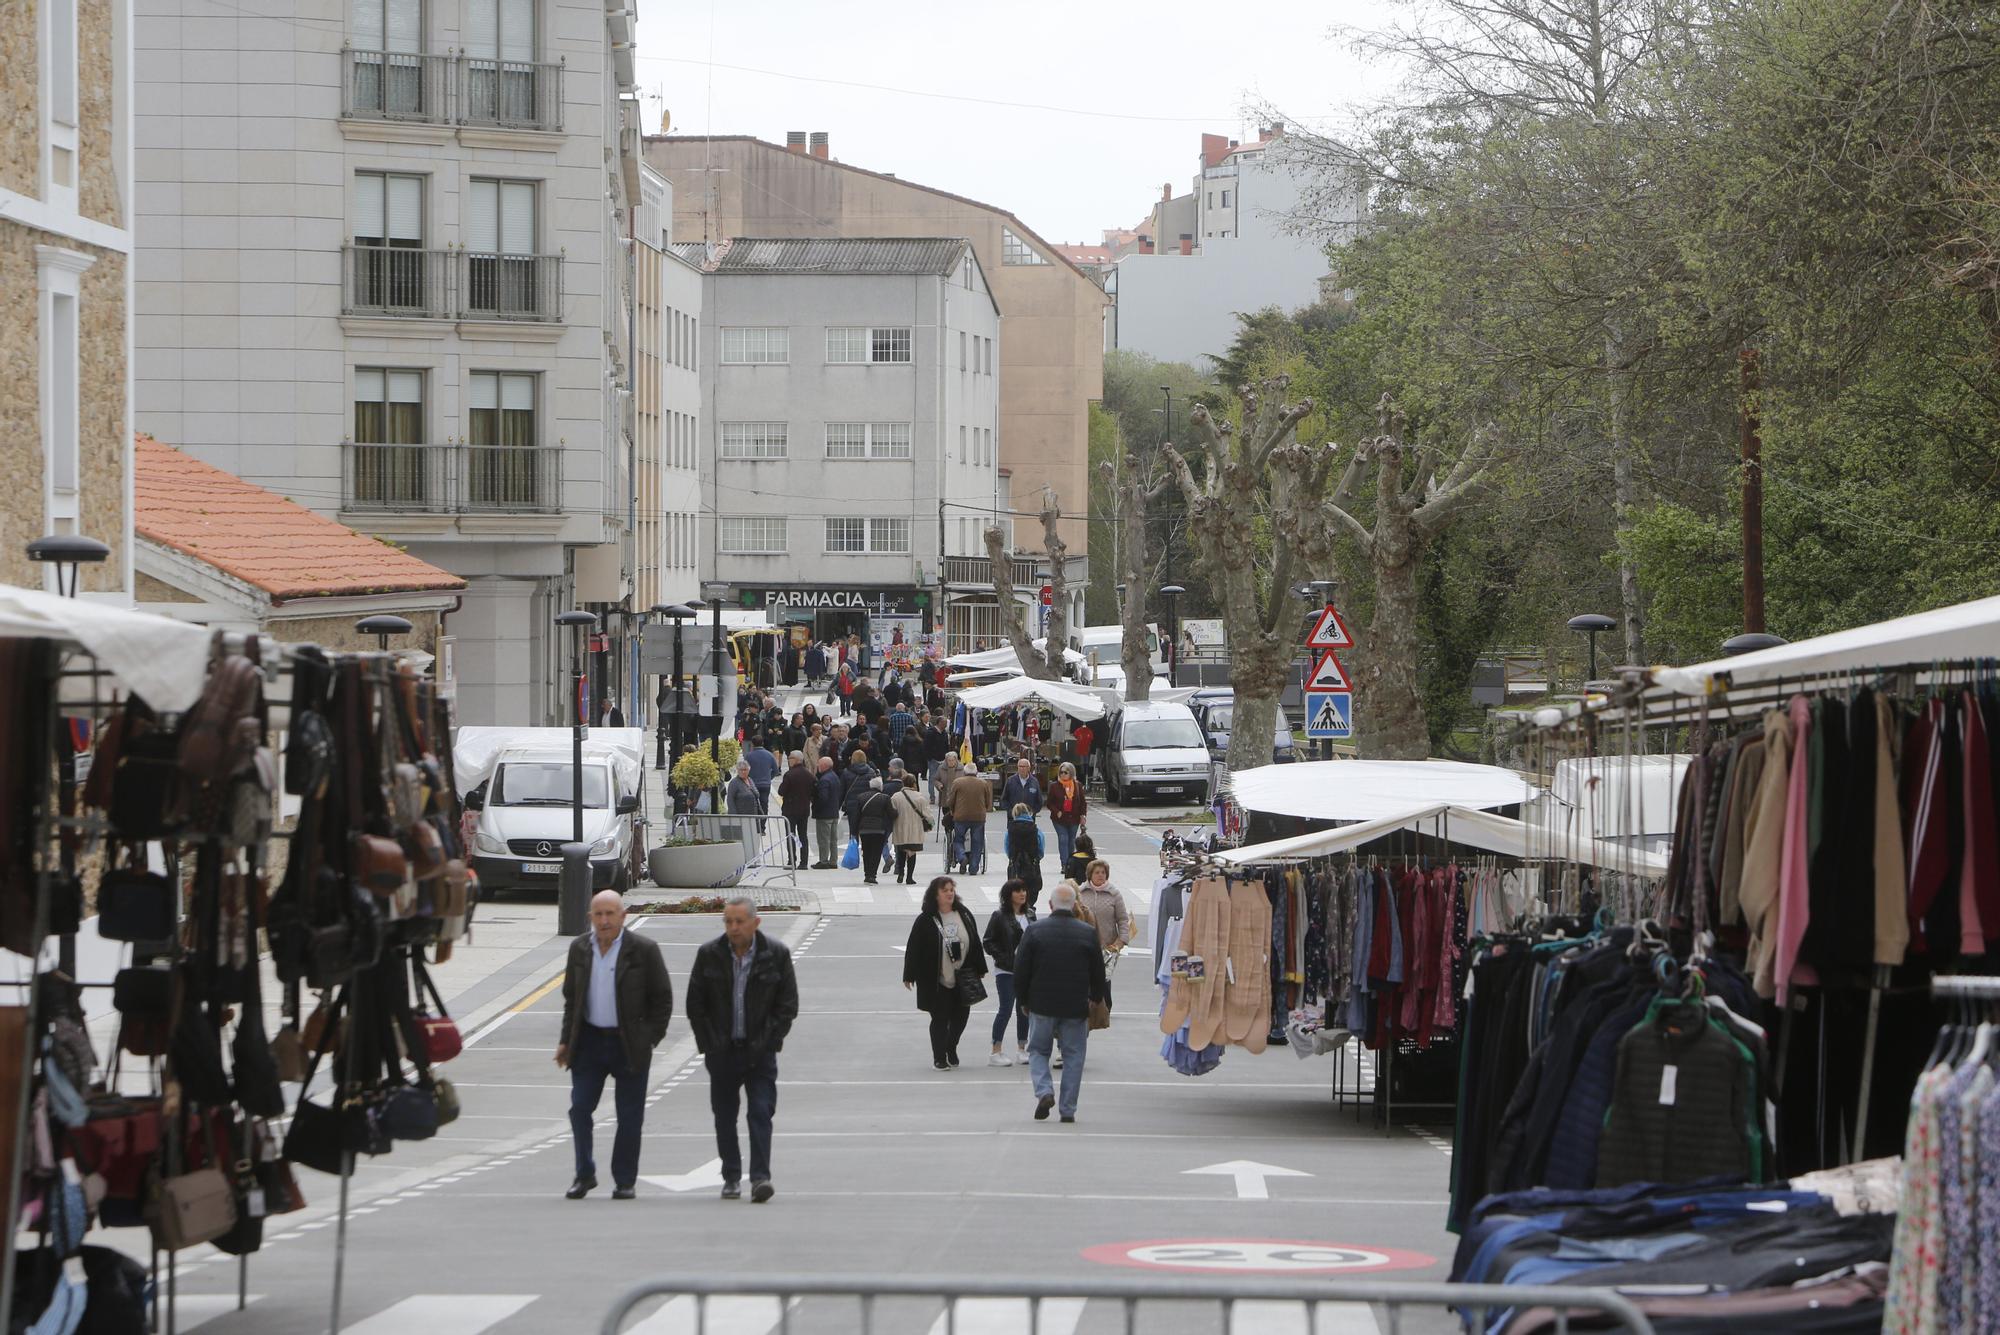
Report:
924,1297,1086,1335
460,1011,517,1048
170,1295,263,1330
1229,1300,1381,1335
340,1295,537,1334
623,1295,800,1334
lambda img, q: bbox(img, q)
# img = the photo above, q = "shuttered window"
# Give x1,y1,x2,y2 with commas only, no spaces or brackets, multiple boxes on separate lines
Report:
465,0,531,58
468,179,535,254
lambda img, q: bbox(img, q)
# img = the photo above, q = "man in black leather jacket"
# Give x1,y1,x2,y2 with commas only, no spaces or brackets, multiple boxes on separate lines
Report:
686,898,799,1202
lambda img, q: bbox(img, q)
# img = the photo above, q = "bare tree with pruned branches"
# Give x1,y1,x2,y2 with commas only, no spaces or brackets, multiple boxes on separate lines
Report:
984,488,1071,682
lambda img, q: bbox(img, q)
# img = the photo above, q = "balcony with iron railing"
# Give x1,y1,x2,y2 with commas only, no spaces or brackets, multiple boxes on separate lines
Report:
943,554,1040,586
341,48,564,134
342,245,563,322
342,442,564,515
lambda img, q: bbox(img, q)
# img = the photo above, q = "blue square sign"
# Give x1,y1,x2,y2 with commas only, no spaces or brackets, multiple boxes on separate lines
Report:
1305,690,1353,739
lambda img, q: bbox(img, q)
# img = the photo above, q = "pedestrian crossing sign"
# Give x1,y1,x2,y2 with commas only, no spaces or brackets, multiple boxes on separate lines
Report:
1304,650,1350,691
1305,606,1354,649
1305,690,1353,738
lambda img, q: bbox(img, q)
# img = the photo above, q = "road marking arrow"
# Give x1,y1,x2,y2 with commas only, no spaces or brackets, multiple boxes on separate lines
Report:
1182,1159,1312,1200
637,1157,725,1193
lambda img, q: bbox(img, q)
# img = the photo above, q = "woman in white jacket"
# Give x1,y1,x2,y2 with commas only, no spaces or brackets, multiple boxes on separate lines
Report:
889,773,935,885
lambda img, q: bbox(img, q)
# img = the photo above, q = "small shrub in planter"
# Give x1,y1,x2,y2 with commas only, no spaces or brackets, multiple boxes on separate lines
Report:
670,750,722,793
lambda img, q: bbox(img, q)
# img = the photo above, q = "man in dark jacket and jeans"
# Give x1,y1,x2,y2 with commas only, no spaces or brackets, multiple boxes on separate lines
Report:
1013,882,1107,1123
775,750,816,869
556,891,675,1199
810,756,843,868
686,897,800,1202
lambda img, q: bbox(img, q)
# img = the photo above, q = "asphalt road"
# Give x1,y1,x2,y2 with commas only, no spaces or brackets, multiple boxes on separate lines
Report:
156,802,1461,1335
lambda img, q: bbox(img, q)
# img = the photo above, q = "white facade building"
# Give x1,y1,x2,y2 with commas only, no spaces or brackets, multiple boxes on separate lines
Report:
678,238,1003,655
131,0,641,726
1112,131,1360,369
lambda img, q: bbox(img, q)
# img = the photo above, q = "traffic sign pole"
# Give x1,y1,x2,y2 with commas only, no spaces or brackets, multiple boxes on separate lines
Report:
1302,601,1356,750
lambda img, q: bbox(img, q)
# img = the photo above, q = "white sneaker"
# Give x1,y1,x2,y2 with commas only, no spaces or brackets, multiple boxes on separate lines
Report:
1017,1049,1029,1066
987,1052,1012,1067
1052,1053,1064,1069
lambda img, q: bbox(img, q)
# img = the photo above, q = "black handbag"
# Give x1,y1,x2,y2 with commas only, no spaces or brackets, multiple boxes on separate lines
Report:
378,1085,438,1142
955,972,988,1006
280,1099,356,1177
73,1243,150,1335
111,965,171,1057
230,962,284,1119
168,979,231,1107
97,865,175,943
108,727,184,840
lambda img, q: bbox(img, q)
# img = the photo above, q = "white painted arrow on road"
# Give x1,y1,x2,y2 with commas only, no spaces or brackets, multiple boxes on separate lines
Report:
637,1158,725,1193
1182,1160,1312,1200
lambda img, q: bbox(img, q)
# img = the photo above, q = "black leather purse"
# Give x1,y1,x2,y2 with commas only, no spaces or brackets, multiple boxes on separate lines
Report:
98,861,176,943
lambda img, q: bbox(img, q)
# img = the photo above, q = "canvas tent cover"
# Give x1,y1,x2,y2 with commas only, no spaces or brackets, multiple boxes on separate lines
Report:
1656,592,2000,696
1228,759,1534,824
0,584,214,712
453,726,648,798
944,642,1086,672
953,674,1105,722
1214,802,1671,874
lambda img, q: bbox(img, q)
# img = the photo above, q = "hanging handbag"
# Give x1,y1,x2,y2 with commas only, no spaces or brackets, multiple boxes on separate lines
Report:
97,860,175,944
282,998,360,1176
111,966,171,1058
410,959,461,1065
401,818,446,882
230,970,285,1119
167,986,230,1108
284,709,336,800
108,726,184,840
347,832,407,896
1088,996,1111,1031
436,859,471,942
377,1084,438,1142
431,1076,460,1127
954,972,988,1006
178,647,264,786
271,1024,308,1084
72,1093,164,1204
149,1160,237,1251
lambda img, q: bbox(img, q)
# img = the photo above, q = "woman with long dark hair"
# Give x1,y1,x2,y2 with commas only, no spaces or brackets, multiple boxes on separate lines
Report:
982,878,1032,1067
903,875,988,1070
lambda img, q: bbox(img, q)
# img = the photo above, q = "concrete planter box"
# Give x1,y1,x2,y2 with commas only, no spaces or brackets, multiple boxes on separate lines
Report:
648,841,743,890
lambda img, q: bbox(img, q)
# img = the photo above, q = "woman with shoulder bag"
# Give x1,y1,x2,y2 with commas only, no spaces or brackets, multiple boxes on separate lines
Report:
890,774,934,885
902,875,988,1070
982,879,1031,1067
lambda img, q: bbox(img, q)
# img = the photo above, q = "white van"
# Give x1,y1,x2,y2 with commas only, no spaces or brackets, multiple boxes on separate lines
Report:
1071,624,1167,683
455,728,647,894
1101,699,1211,805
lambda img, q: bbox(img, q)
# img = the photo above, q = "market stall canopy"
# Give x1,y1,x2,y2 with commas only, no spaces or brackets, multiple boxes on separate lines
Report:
944,642,1086,673
453,726,648,798
1655,593,2000,696
0,584,214,712
1228,759,1535,824
1533,754,1691,851
953,674,1105,722
1214,802,1670,875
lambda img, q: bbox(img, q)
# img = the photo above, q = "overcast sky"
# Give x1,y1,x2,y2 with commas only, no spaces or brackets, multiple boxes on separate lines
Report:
631,1,1402,245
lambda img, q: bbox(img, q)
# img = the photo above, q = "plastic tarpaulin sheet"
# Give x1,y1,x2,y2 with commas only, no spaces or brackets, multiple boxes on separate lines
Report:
453,726,647,797
952,674,1105,722
943,641,1086,671
1227,758,1534,824
1214,802,1671,875
0,584,213,712
1655,592,2000,695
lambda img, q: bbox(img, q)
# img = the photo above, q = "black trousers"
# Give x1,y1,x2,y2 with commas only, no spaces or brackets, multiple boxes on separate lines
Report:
926,993,970,1063
860,832,888,881
894,844,920,882
705,1044,778,1185
785,814,809,867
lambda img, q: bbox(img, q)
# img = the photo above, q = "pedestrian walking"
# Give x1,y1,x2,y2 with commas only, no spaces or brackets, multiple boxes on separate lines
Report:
1013,882,1106,1123
902,876,988,1070
1005,802,1045,913
746,739,780,810
1062,832,1097,888
1075,860,1133,1007
726,760,763,815
1048,761,1087,868
810,756,842,868
890,773,934,884
855,777,896,885
685,896,799,1203
840,749,878,842
946,762,990,874
776,751,816,870
556,891,674,1199
983,879,1032,1067
1002,755,1044,817
923,715,952,796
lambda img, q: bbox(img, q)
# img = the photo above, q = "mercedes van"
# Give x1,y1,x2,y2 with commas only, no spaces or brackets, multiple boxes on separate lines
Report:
1101,699,1212,805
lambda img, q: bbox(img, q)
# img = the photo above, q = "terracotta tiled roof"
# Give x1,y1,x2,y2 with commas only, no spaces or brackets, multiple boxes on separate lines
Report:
134,436,465,603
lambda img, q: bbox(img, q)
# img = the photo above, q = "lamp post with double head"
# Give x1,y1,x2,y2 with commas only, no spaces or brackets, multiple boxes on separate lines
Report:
702,582,729,771
355,613,414,654
1566,613,1617,685
653,602,695,771
555,611,598,845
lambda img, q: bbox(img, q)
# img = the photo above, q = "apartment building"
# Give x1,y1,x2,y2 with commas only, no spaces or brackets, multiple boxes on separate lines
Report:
131,0,642,726
677,238,1015,655
646,133,1105,565
1,0,135,597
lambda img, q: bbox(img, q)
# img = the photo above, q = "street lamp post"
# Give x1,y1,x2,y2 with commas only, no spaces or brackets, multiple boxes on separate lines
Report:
1566,613,1617,684
26,534,110,980
355,613,414,654
555,611,598,845
1160,584,1186,688
1722,632,1788,657
702,582,729,772
652,603,692,770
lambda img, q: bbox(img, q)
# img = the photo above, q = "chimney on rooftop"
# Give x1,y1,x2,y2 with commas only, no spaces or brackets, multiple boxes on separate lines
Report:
1139,238,1154,254
1179,235,1193,256
1161,183,1171,201
1262,121,1284,140
1228,138,1238,149
810,131,829,159
786,131,807,154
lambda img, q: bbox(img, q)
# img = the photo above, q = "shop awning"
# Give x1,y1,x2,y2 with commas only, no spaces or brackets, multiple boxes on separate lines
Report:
953,674,1105,721
944,642,1086,672
0,584,214,712
1655,593,2000,696
1214,802,1670,874
1227,758,1535,824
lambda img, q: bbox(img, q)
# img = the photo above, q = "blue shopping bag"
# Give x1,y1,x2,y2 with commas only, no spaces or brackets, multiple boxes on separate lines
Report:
840,837,861,870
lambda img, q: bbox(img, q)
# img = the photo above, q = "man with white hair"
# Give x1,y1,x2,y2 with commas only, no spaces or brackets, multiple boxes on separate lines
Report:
556,891,674,1199
686,897,799,1202
1012,881,1107,1124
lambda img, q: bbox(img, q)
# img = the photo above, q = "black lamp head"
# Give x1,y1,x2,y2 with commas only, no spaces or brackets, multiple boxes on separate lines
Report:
1566,614,1616,634
355,613,415,638
1722,632,1788,657
554,610,598,629
26,534,111,566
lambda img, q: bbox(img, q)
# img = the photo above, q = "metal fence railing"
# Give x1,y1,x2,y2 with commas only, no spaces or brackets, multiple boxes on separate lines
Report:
672,811,804,899
342,48,454,123
461,443,561,512
342,440,452,512
341,48,563,133
343,244,453,320
601,1274,1659,1335
341,442,563,515
460,250,562,320
460,56,564,132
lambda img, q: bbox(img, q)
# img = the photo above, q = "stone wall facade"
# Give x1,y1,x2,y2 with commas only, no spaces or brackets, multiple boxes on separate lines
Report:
269,611,443,658
0,0,37,198
79,0,120,227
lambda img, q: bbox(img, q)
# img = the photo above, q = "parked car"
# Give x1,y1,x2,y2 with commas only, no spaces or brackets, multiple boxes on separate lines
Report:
456,727,647,895
1189,689,1297,764
1101,699,1212,805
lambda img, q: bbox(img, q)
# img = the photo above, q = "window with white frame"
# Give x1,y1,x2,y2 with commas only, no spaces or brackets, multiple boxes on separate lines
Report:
720,326,788,365
983,337,992,374
720,516,788,554
37,248,91,528
826,326,912,364
1001,228,1048,266
872,327,912,363
959,331,967,371
824,518,911,554
826,422,911,460
350,367,428,506
719,421,787,460
959,425,966,463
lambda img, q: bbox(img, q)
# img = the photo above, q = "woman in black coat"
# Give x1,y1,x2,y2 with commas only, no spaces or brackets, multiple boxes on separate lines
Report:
903,875,989,1070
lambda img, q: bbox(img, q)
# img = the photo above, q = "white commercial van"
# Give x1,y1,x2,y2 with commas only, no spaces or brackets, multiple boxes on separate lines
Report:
1100,699,1212,805
1071,624,1168,684
455,727,647,894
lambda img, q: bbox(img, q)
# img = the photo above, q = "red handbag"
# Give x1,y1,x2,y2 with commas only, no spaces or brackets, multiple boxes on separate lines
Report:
412,960,460,1065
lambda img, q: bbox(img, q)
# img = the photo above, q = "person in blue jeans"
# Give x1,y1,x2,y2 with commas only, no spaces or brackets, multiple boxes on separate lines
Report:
556,892,674,1199
946,763,990,874
684,897,800,1202
1012,882,1108,1123
982,879,1033,1066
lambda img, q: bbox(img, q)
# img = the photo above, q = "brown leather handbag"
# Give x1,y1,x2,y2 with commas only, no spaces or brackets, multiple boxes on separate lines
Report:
401,820,446,882
179,648,264,785
347,832,406,896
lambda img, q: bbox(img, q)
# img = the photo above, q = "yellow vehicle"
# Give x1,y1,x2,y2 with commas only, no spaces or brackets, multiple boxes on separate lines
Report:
728,626,802,688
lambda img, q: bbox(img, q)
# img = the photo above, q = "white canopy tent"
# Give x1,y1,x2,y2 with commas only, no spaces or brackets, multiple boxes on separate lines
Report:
1655,593,2000,697
953,674,1106,722
1214,802,1672,874
944,642,1086,673
0,584,214,712
1227,759,1535,825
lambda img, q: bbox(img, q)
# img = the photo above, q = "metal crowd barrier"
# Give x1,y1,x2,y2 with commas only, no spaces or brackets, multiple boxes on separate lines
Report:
672,810,805,901
601,1273,1658,1335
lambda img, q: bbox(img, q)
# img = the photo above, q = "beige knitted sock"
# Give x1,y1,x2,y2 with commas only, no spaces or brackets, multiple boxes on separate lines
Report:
1225,882,1272,1045
1186,878,1233,1049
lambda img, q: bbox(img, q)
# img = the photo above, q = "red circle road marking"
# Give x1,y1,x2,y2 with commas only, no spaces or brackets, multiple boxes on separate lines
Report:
1082,1239,1436,1275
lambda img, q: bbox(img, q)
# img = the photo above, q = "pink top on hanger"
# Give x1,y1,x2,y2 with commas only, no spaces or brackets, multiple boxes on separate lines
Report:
1774,694,1819,1005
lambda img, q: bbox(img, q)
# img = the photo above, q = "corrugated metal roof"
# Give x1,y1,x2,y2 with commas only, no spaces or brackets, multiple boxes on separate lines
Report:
676,237,972,276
